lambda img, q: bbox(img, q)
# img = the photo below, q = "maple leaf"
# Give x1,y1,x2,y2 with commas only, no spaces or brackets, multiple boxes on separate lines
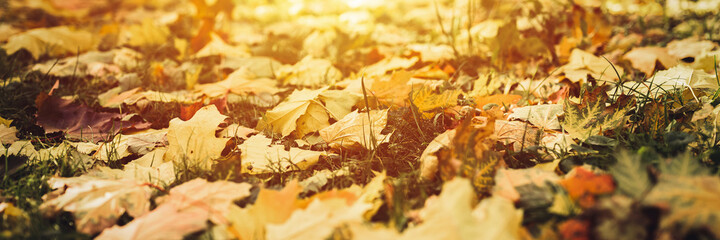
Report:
319,109,389,150
194,33,250,58
623,46,677,76
411,87,462,118
508,104,564,130
96,178,252,240
118,18,171,48
473,94,522,110
277,56,343,87
40,176,155,234
35,93,150,142
265,173,386,240
560,49,624,83
442,116,501,196
644,175,720,238
2,26,94,60
419,129,455,181
351,178,523,240
492,168,560,202
95,129,167,162
363,56,418,77
163,105,229,171
609,150,651,199
559,167,615,208
0,124,18,144
256,87,359,138
194,68,282,98
559,86,635,141
614,65,717,99
494,120,544,151
226,181,303,240
239,134,326,174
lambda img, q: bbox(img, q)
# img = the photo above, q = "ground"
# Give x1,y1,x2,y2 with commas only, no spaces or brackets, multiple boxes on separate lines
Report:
1,0,720,239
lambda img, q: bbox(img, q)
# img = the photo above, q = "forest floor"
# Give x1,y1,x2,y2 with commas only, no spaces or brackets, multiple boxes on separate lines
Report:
2,0,720,239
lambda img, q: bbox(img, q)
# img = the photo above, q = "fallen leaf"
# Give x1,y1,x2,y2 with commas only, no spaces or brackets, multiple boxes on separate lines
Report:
118,18,171,48
403,178,523,240
277,56,342,87
0,124,18,144
559,86,635,141
95,129,167,162
362,56,418,77
194,33,250,58
492,168,559,202
559,167,615,208
319,109,389,150
239,134,326,174
410,87,462,118
40,176,155,234
473,94,522,110
257,87,358,138
508,104,564,130
419,129,456,181
163,105,229,171
36,93,150,142
226,181,303,240
2,26,94,59
609,150,651,199
218,123,257,139
96,178,252,240
194,68,282,98
644,175,720,238
494,120,544,152
560,49,625,83
623,46,676,76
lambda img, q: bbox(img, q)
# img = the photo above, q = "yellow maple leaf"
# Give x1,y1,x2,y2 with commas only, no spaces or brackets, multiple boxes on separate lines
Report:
163,105,229,171
277,56,342,87
118,18,170,48
559,86,635,141
2,26,94,60
257,87,359,138
226,181,304,240
560,49,624,83
411,86,462,118
194,33,250,58
239,134,326,174
319,109,389,150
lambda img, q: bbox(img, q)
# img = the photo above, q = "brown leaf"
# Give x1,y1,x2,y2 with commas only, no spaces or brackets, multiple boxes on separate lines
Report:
36,93,150,142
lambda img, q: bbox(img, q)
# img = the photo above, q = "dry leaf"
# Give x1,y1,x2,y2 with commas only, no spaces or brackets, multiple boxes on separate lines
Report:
559,86,635,141
508,104,564,130
0,124,18,144
118,18,170,48
277,56,342,87
163,105,229,171
97,178,252,240
194,68,281,98
2,26,94,59
560,49,624,83
419,129,456,181
40,176,154,234
226,181,303,240
36,93,150,142
644,175,720,238
257,87,358,138
194,33,250,58
239,134,326,174
410,87,462,118
623,47,677,76
319,109,389,150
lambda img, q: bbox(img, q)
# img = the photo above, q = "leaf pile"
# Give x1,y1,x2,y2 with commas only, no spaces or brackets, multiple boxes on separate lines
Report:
2,0,720,239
